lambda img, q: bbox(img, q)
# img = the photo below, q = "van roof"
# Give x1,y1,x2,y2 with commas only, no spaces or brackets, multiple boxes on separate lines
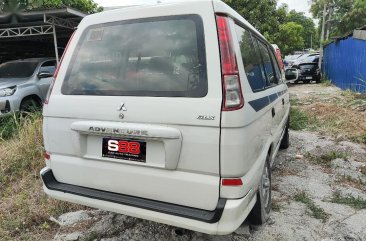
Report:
84,0,265,41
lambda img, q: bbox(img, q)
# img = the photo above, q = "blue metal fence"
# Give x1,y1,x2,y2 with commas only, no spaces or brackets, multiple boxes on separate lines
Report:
323,37,366,93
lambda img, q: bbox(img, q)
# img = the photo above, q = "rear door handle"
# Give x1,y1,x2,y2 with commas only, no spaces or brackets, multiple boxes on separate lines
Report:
282,98,285,105
272,107,276,117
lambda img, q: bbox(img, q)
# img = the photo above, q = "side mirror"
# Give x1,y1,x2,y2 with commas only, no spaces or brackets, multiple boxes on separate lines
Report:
38,71,53,79
285,68,299,81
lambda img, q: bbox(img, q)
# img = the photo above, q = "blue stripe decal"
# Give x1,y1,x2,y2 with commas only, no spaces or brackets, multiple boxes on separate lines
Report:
249,89,287,112
269,93,278,102
248,96,270,112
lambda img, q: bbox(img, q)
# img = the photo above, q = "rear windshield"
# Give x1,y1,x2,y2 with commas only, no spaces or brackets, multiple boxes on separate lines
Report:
0,62,38,78
62,15,207,97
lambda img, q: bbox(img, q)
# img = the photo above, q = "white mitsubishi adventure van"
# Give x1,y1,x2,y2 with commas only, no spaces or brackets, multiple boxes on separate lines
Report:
41,0,290,235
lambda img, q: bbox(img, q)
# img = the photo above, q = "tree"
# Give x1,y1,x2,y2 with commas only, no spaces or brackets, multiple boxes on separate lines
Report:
310,0,366,37
337,0,366,34
273,22,305,55
286,10,318,49
223,0,285,42
0,0,102,13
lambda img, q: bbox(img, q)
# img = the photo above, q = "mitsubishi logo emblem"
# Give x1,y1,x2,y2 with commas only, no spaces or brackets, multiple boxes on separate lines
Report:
117,102,127,111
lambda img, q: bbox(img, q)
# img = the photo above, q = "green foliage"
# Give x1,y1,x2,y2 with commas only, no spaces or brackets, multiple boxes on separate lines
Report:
0,0,102,13
306,151,348,167
337,0,366,35
224,0,316,54
311,0,366,37
330,191,366,209
223,0,283,43
290,107,309,130
273,22,305,55
286,10,319,49
321,75,332,86
294,191,329,222
0,113,22,140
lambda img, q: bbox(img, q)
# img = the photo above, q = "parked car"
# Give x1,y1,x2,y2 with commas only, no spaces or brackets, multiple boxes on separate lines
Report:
0,58,56,116
272,44,284,70
290,53,319,67
40,0,290,235
283,54,302,69
286,54,321,84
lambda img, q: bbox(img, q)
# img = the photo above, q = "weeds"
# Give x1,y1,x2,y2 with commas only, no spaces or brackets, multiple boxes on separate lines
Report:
0,113,22,140
0,112,84,240
337,174,366,191
305,151,348,167
290,107,309,130
294,191,329,222
330,191,366,209
320,75,332,86
351,133,366,144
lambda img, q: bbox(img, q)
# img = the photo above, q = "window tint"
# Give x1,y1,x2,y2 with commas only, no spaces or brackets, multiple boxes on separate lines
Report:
40,61,56,74
257,41,278,86
0,62,38,78
62,15,207,97
235,25,266,92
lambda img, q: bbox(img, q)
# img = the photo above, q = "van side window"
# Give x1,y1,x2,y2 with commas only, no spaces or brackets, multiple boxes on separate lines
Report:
257,40,279,86
235,25,266,92
268,48,282,83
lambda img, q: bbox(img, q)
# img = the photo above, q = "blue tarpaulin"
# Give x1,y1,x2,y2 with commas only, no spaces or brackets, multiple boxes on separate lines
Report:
323,36,366,93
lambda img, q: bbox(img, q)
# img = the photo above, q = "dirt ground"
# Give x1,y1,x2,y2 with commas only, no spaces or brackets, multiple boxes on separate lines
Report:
49,84,366,241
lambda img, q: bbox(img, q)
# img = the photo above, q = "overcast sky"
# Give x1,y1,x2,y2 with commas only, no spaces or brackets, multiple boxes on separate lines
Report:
94,0,315,20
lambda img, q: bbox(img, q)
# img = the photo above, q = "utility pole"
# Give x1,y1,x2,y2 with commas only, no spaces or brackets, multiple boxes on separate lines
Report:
319,2,327,70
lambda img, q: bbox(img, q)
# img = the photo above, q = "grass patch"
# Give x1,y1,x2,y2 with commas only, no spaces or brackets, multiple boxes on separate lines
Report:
330,191,366,209
305,151,348,167
0,113,22,140
0,112,84,240
351,133,366,144
294,191,329,222
290,97,302,106
337,174,366,191
321,79,332,87
290,107,309,130
320,75,332,86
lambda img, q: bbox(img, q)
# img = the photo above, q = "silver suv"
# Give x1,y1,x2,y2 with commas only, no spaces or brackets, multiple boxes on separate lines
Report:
0,58,56,116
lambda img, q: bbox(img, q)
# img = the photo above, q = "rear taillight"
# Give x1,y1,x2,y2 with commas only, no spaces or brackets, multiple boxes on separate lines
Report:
222,178,243,186
216,14,244,111
45,31,75,105
44,152,50,161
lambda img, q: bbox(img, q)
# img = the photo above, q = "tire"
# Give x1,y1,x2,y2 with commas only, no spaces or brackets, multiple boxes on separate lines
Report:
19,98,41,113
249,154,271,225
280,117,290,149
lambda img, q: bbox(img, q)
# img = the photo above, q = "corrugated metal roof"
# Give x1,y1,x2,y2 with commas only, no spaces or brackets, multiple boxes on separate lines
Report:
0,7,86,28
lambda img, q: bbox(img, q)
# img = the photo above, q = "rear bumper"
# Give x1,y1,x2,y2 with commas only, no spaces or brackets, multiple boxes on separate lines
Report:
41,167,256,235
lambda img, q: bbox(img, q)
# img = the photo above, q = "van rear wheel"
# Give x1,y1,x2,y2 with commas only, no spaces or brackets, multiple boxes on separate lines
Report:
249,155,271,225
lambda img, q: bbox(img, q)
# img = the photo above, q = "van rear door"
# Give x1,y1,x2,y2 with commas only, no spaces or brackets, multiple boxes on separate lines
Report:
43,3,223,211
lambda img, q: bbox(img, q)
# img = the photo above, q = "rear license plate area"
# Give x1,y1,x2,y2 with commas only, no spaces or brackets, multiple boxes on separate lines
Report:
102,138,146,163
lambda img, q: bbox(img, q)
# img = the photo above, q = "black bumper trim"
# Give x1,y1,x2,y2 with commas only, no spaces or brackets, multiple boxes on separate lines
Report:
41,169,226,223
